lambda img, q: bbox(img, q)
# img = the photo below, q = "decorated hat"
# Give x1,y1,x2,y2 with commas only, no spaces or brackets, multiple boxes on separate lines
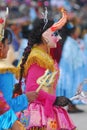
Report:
0,7,9,41
42,8,68,42
50,9,68,32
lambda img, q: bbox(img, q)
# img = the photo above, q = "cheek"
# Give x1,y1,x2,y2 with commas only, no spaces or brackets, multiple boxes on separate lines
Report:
48,36,57,48
52,36,58,43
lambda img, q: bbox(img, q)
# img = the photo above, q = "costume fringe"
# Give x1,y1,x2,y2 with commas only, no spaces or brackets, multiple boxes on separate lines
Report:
23,46,55,77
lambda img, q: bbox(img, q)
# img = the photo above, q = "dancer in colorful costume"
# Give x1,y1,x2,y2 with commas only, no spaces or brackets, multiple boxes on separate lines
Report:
0,8,38,129
0,8,25,129
17,8,76,130
0,7,38,112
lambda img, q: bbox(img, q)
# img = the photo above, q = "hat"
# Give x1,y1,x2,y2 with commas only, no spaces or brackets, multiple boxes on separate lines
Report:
0,7,9,41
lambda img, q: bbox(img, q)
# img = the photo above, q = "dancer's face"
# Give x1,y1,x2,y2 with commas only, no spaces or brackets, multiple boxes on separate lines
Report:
42,28,61,48
0,39,9,58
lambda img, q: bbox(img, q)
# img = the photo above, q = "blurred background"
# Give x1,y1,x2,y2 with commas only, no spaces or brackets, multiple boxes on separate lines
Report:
0,0,87,66
0,0,86,25
0,1,87,130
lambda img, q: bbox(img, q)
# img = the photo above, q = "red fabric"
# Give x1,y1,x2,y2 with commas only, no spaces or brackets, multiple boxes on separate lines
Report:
0,91,10,115
50,42,62,64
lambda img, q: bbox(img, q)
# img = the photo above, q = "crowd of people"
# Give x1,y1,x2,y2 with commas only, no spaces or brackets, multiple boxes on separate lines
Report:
0,0,87,129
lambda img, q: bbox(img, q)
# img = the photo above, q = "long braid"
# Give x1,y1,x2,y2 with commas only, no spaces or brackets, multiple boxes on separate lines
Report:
13,18,54,97
13,42,32,97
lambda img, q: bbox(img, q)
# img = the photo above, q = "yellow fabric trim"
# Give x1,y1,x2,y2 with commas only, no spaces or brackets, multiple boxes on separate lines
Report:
23,46,55,76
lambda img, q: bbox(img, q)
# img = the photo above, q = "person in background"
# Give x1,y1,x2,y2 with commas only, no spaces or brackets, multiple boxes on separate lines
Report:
0,28,38,111
0,6,38,115
57,21,87,113
6,6,29,66
0,8,25,129
81,25,87,50
17,25,29,63
16,9,76,130
6,22,22,66
0,7,38,114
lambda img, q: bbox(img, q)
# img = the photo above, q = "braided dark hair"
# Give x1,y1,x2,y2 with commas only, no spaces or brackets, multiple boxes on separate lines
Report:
13,18,54,97
13,42,32,97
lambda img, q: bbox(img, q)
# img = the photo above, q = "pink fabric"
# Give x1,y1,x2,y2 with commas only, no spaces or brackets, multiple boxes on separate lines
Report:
0,91,10,115
20,103,76,130
52,106,76,130
27,102,47,129
22,63,76,129
25,64,56,117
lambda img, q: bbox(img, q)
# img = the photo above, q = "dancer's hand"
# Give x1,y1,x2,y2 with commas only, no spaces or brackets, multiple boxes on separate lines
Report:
53,96,72,107
26,91,38,103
